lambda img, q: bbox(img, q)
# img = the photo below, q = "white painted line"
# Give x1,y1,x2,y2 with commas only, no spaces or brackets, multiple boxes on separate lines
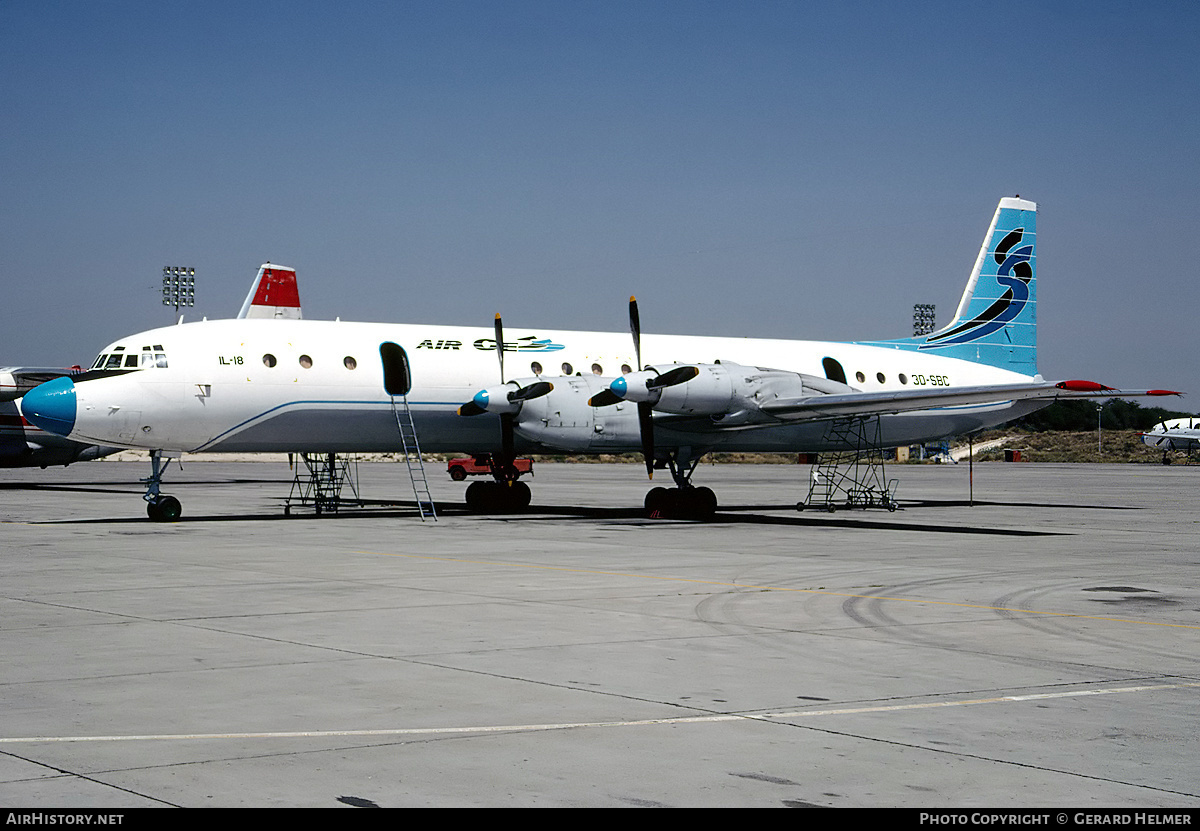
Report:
2,681,1195,745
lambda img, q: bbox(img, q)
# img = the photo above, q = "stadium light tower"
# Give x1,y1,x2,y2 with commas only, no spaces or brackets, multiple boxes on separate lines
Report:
162,267,195,316
913,303,936,337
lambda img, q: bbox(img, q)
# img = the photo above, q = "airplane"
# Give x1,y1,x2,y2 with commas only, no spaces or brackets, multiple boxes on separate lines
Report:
0,264,303,470
19,196,1181,520
0,365,119,468
1141,417,1200,463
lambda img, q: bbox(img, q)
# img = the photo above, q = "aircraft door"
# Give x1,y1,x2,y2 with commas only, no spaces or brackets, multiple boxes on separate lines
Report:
380,342,411,396
113,408,144,442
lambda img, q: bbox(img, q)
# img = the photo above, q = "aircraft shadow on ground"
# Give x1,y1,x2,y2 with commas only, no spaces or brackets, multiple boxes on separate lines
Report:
0,478,289,495
31,498,1095,535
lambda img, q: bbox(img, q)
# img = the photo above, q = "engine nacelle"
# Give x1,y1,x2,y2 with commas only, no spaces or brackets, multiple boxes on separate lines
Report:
649,362,855,421
514,375,643,452
465,382,525,415
651,364,737,415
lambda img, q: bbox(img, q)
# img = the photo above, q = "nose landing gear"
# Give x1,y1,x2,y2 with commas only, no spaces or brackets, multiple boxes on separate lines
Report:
143,451,182,521
147,494,182,521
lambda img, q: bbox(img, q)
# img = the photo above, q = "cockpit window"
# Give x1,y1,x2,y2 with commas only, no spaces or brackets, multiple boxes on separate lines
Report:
141,345,167,368
92,344,167,370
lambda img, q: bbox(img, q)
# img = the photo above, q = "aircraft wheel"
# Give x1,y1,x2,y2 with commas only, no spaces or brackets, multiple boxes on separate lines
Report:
509,480,532,510
147,495,182,522
644,487,669,516
465,481,488,513
691,487,718,520
465,481,531,514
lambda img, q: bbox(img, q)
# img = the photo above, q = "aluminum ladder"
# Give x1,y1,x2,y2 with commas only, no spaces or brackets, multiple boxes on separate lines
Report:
390,393,437,520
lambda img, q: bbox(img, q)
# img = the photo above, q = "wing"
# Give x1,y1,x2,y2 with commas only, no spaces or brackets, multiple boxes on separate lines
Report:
761,380,1181,423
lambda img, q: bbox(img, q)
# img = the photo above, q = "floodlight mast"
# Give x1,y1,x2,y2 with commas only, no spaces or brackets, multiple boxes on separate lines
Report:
913,303,936,337
162,266,195,316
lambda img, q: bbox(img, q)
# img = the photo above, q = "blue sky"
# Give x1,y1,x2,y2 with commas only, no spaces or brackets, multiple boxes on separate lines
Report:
2,1,1197,403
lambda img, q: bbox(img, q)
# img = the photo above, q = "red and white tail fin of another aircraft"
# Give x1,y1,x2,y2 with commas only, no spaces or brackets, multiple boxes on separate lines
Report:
237,263,302,320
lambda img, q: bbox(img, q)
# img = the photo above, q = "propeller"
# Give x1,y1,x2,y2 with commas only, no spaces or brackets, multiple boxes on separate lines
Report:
585,296,694,479
457,314,553,472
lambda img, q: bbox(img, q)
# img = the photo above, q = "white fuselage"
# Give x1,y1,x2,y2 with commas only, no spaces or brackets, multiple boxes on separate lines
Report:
51,317,1042,455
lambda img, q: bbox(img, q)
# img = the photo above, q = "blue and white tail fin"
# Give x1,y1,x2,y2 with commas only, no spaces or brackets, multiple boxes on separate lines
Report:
864,197,1038,375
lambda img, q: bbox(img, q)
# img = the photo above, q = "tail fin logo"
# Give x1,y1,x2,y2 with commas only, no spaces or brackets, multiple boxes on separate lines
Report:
920,228,1033,349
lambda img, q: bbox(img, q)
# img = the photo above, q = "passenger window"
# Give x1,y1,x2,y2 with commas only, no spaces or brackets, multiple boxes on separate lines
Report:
591,363,603,375
263,354,277,368
344,356,357,370
876,372,886,384
621,364,632,375
530,361,543,376
561,362,573,375
899,373,908,385
299,355,313,369
855,371,866,384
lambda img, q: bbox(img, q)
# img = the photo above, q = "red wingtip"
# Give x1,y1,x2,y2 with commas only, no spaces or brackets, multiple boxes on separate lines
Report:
1055,380,1117,392
1147,390,1183,396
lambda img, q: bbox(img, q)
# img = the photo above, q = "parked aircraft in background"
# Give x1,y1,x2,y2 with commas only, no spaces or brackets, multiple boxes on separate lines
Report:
0,366,117,467
1,264,303,469
20,197,1180,519
1141,418,1200,463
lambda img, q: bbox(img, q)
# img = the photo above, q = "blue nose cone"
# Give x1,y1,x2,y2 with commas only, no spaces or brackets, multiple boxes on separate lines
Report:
20,376,77,436
611,376,628,398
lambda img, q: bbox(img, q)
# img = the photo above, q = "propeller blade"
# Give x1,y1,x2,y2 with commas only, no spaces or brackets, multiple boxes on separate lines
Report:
627,297,652,476
500,412,515,461
458,400,487,417
638,402,655,479
588,388,623,408
629,296,642,370
508,381,554,402
494,313,505,383
646,365,699,389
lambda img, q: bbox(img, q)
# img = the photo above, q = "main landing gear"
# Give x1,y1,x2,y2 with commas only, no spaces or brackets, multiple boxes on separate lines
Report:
465,479,532,513
143,450,182,522
463,454,532,514
644,449,718,520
